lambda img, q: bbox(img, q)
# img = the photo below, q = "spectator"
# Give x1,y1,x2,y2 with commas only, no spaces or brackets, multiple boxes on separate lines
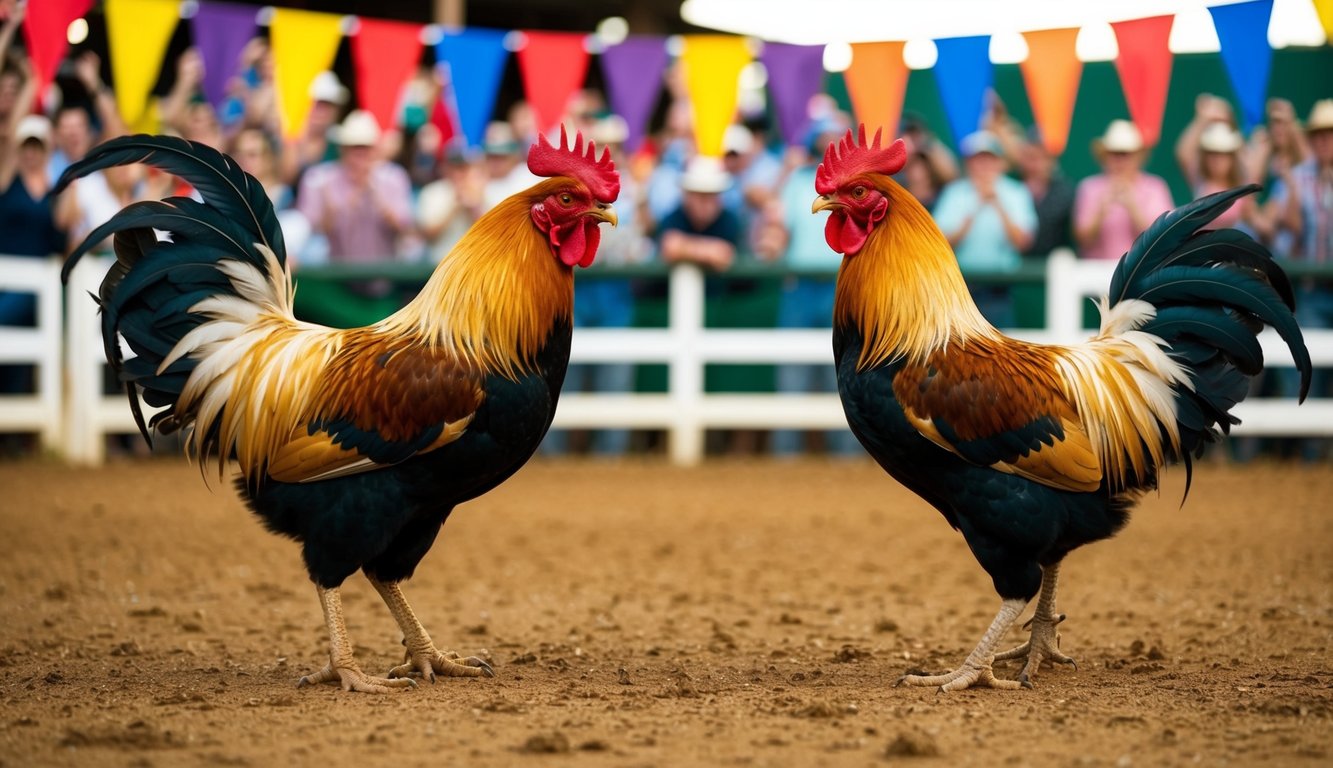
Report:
932,130,1036,328
1248,98,1310,190
721,123,783,248
1073,119,1174,261
656,156,741,272
282,70,348,193
543,115,653,457
0,111,76,409
416,148,485,263
47,52,123,180
899,112,959,191
1017,132,1075,257
1175,94,1254,231
768,119,859,458
295,109,414,326
231,127,309,262
480,120,538,210
1267,99,1333,461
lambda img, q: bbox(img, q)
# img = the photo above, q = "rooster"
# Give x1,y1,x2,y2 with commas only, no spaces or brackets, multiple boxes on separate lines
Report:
58,128,618,693
813,127,1312,692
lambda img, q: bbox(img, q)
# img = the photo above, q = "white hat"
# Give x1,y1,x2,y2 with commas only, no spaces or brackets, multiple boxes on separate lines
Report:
1307,99,1333,133
332,109,381,147
309,71,349,106
960,130,1004,158
1096,119,1145,154
680,155,732,194
1199,121,1243,153
723,124,754,155
591,115,629,146
483,121,519,155
15,114,52,147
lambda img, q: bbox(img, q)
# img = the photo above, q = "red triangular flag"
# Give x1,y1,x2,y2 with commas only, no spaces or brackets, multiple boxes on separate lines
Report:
22,0,95,105
351,18,425,131
430,89,457,159
516,31,591,135
1111,15,1175,147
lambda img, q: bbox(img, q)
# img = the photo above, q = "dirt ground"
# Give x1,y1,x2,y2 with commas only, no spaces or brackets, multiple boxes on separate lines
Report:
0,457,1330,767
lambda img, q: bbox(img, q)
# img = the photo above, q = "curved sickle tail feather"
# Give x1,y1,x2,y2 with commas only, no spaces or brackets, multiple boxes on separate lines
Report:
1106,184,1313,494
56,135,292,446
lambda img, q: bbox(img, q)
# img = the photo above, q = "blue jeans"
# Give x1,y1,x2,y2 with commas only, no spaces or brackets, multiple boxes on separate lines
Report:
771,278,859,456
542,280,636,456
0,291,36,395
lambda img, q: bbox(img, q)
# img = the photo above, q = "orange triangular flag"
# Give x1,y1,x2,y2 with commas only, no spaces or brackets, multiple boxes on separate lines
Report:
1020,28,1082,156
844,42,908,139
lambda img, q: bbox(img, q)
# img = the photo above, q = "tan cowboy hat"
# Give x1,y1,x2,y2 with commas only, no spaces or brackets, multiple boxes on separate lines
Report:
680,156,732,194
1199,121,1243,153
1306,99,1333,133
332,109,381,147
1093,119,1145,156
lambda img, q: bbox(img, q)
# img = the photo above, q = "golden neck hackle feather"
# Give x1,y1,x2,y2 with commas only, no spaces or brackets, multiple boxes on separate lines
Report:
834,177,997,370
383,178,575,378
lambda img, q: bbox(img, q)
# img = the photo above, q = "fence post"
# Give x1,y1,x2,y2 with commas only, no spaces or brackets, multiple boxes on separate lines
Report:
64,257,106,465
667,264,705,465
1044,248,1081,344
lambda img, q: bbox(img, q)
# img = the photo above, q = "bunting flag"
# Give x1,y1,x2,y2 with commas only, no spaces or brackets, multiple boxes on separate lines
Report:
191,1,258,111
436,28,510,150
680,35,751,157
1112,14,1175,147
843,42,908,141
760,42,826,147
1209,0,1274,132
933,35,993,148
517,31,591,135
1316,0,1333,39
21,0,94,103
104,0,179,129
598,36,668,152
1020,28,1082,156
428,91,457,158
270,8,345,138
352,18,424,131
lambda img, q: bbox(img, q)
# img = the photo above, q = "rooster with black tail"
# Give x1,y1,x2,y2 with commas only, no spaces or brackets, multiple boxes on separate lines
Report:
815,126,1311,692
59,128,618,693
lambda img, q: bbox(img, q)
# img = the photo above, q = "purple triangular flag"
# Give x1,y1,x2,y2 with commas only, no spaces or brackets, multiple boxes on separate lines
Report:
191,1,259,110
761,42,826,147
598,35,668,153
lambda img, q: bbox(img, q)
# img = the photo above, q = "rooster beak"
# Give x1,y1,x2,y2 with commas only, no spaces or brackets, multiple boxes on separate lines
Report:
812,195,838,214
588,202,618,227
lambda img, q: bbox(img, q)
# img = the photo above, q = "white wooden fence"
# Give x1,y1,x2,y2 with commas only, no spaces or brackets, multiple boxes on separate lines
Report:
2,251,1330,466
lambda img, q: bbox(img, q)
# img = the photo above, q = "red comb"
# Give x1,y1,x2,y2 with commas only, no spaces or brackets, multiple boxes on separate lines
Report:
527,125,620,203
814,125,907,195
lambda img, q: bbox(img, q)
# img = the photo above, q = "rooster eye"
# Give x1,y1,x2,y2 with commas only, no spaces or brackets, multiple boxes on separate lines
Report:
559,193,573,205
852,186,867,199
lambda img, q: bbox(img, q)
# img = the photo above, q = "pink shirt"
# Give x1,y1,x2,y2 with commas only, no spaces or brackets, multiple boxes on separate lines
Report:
297,161,413,263
1073,173,1175,261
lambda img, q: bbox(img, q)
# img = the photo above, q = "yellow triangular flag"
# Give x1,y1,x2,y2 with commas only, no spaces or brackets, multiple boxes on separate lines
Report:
680,35,752,158
1314,0,1333,39
270,8,345,139
105,0,180,128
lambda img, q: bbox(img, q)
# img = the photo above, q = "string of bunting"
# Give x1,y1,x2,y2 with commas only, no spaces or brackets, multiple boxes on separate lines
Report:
20,0,1311,157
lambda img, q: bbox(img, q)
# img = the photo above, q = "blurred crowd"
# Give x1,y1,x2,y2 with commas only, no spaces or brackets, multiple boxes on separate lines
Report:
1,2,1330,460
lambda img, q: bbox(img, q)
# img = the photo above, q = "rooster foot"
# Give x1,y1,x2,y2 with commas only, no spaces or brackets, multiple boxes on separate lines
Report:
994,612,1077,686
895,658,1024,692
297,661,418,694
389,646,495,683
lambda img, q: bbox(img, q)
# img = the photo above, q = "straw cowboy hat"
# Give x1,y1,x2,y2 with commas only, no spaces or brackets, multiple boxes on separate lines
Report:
1093,119,1145,157
1307,99,1333,134
332,109,381,147
1199,121,1243,153
679,156,733,194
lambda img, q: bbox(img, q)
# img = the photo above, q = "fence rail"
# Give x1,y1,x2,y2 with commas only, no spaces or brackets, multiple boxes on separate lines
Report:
2,251,1331,466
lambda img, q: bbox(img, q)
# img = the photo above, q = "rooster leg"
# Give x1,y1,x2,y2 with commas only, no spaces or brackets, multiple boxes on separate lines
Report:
367,577,495,683
993,563,1077,685
896,599,1027,692
297,586,418,693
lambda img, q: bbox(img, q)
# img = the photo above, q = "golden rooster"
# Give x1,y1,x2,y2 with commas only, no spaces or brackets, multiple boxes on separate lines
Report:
58,128,618,693
814,126,1311,691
